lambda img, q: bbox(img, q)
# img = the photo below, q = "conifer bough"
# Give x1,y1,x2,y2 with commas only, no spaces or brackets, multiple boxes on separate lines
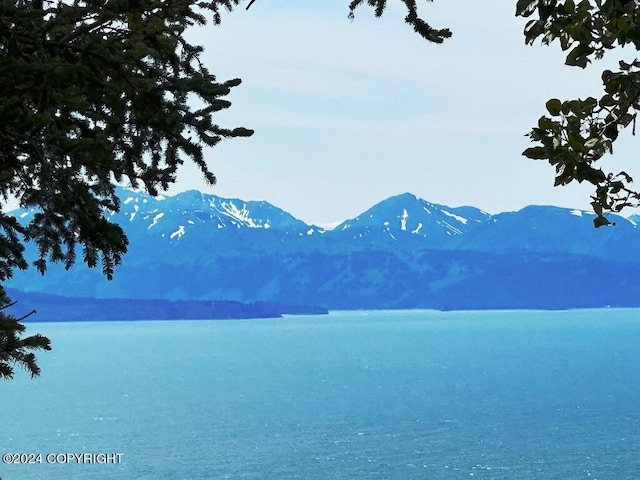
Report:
0,0,254,378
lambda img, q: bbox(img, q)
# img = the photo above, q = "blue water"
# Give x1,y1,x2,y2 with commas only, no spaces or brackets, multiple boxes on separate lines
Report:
1,309,640,479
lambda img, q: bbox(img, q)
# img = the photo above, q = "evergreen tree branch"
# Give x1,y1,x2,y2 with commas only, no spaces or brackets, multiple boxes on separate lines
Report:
348,0,451,44
0,293,51,379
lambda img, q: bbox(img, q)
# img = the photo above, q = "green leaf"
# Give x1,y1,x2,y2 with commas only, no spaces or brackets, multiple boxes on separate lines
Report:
620,113,634,127
522,146,549,159
564,0,575,13
568,132,585,150
516,0,538,16
604,122,619,141
591,200,604,216
554,163,575,185
231,127,254,137
545,98,562,116
584,137,599,149
538,116,557,130
565,44,594,68
524,19,544,44
619,60,632,71
610,181,623,194
593,215,611,228
599,94,615,107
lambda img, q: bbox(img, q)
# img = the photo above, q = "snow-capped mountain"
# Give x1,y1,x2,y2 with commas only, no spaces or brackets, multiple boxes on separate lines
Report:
331,193,491,247
112,187,315,237
458,205,640,261
6,189,640,310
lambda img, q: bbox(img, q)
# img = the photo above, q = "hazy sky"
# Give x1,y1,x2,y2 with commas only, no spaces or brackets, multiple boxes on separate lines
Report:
174,1,638,226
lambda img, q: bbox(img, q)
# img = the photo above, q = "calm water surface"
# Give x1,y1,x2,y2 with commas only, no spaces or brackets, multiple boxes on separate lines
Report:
1,309,640,479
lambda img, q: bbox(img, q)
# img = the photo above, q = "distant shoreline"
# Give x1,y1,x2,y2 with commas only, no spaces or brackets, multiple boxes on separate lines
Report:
7,286,639,325
6,288,328,323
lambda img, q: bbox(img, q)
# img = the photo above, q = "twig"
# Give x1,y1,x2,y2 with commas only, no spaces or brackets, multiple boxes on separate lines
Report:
16,310,37,322
0,301,18,311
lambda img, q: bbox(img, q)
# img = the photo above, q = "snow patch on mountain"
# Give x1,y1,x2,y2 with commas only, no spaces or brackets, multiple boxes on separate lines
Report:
441,210,468,224
129,204,139,221
219,202,252,225
400,209,408,231
316,221,341,231
440,221,462,235
170,225,185,239
148,212,164,229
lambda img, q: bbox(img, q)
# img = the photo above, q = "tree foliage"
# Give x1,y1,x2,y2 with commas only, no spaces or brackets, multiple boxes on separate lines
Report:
0,0,252,377
0,293,51,379
347,0,451,43
517,0,640,227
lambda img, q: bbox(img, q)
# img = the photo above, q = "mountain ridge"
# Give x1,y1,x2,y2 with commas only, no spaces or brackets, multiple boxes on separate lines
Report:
5,188,640,311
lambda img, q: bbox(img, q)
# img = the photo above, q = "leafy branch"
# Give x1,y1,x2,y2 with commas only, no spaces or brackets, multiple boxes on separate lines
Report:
518,0,640,226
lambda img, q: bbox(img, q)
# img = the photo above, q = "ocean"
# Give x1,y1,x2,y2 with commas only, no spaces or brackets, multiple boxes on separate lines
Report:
1,309,639,479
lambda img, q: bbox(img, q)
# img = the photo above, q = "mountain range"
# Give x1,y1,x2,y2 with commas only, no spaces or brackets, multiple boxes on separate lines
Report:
6,187,640,312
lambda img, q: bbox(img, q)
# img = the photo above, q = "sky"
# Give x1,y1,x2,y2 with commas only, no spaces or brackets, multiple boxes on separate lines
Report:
66,2,640,225
172,0,640,226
